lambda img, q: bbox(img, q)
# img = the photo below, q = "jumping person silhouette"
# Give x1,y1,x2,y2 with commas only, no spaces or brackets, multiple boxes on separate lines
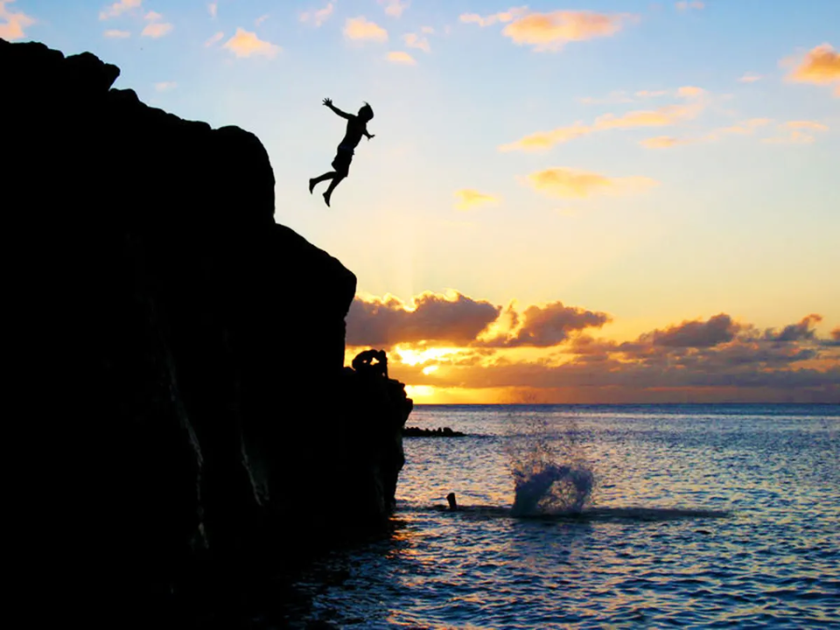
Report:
309,98,375,207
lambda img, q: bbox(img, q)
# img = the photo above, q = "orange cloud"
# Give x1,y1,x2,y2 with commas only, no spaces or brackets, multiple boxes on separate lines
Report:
300,2,334,27
641,118,774,149
762,314,822,342
595,101,703,129
393,313,837,403
347,292,501,347
502,10,632,52
787,43,840,85
104,29,130,38
454,189,499,210
644,314,740,348
739,73,762,83
223,28,281,58
349,291,839,403
501,99,705,152
208,3,217,18
499,123,594,152
154,81,176,92
0,0,36,40
525,168,659,199
386,51,416,65
677,85,705,98
480,301,611,347
344,16,388,42
99,0,141,21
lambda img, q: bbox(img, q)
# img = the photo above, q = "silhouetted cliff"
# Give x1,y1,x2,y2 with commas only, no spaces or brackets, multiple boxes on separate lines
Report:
3,38,412,624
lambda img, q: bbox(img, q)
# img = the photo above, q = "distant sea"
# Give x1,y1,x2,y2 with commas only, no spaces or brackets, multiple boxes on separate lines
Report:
285,405,840,629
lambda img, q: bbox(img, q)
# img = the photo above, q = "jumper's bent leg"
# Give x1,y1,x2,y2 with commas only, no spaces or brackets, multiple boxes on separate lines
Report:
309,172,335,194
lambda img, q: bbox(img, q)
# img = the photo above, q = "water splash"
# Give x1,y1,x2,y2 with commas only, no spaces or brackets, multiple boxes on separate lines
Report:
511,462,595,516
505,407,595,517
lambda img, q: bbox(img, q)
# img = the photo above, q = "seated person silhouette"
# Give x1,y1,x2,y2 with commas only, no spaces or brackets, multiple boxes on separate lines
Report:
309,98,375,207
352,349,388,378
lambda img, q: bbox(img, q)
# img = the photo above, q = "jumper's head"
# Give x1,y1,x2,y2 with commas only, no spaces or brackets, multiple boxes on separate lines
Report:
358,102,374,122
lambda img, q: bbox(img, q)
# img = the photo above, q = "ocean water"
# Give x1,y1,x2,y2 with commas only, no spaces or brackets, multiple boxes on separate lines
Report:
286,405,840,629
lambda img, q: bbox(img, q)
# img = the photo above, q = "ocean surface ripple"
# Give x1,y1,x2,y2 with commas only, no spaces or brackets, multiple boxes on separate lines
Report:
285,405,840,629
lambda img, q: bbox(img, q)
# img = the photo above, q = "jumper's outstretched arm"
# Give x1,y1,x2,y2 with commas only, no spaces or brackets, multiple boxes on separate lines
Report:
364,129,376,140
323,97,351,120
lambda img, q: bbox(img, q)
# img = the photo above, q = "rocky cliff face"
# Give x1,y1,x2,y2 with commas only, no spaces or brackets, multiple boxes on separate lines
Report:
3,38,412,623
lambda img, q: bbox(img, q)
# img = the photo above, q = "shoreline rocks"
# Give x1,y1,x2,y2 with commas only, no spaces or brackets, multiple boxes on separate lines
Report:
403,426,466,437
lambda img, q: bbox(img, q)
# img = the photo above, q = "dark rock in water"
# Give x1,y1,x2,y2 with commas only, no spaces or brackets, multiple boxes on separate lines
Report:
2,37,412,623
403,426,466,437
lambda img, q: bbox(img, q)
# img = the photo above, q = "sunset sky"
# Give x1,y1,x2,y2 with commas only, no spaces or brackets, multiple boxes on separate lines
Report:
6,0,839,402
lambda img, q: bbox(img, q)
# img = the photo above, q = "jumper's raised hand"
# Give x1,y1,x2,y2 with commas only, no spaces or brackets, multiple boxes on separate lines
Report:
322,97,332,107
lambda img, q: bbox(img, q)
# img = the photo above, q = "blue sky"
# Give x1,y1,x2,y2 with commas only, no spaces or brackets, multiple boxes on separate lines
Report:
5,0,839,401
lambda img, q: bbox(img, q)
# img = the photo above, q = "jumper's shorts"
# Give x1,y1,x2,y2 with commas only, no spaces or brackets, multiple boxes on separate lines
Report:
332,145,354,177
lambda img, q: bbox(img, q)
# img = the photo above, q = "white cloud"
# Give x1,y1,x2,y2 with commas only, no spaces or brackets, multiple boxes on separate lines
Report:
140,10,172,38
379,0,409,18
301,2,334,27
710,118,772,138
639,136,696,149
223,27,281,58
99,0,141,21
103,29,131,38
205,31,224,47
785,120,829,131
739,73,762,83
763,120,829,145
208,2,217,18
460,6,528,28
154,81,177,92
344,16,388,42
141,20,172,38
404,32,430,53
255,14,269,27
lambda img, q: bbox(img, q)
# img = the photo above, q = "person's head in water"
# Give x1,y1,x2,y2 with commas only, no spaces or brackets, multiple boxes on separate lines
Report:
358,102,374,122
